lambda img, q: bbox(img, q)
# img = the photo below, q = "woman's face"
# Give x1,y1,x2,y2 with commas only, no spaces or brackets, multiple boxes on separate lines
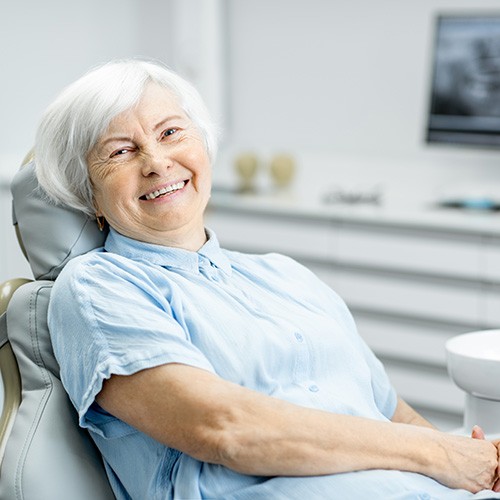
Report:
87,83,212,247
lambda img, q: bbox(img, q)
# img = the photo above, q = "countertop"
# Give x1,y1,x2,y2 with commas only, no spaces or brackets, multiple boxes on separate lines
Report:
209,186,500,237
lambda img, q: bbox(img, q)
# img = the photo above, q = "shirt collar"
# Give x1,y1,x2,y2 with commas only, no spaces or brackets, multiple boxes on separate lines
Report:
104,227,232,276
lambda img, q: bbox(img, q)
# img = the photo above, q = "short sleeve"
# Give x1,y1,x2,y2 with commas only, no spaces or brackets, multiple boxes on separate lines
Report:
48,251,216,437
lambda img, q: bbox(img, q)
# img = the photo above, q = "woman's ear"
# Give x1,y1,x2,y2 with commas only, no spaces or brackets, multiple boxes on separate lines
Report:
95,214,106,232
92,195,103,218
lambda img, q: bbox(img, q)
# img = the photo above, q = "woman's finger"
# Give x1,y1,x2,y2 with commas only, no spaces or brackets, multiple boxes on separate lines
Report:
471,425,485,440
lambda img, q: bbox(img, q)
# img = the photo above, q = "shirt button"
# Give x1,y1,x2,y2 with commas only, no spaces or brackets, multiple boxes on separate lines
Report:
294,332,304,342
308,384,319,393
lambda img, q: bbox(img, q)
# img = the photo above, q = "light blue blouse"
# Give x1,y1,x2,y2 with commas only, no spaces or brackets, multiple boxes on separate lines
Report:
48,229,500,500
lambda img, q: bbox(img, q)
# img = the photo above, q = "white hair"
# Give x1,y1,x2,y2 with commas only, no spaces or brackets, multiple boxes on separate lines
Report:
35,59,219,216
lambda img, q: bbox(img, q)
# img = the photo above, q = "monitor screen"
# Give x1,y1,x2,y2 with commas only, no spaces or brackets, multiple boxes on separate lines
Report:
427,14,500,148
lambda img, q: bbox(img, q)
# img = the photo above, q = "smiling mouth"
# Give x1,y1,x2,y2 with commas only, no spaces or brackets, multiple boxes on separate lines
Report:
141,181,188,200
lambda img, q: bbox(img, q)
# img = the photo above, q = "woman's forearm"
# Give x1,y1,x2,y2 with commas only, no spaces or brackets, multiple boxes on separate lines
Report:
98,363,499,493
391,397,436,429
218,396,436,476
216,388,497,494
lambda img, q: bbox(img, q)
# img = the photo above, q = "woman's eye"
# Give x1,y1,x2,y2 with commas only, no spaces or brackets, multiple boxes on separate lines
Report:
163,128,178,138
110,148,130,158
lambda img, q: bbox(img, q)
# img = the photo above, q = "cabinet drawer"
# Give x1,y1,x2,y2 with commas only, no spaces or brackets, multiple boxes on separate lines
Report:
205,211,331,260
482,284,500,327
354,312,469,367
385,362,464,414
336,225,481,279
483,236,500,283
319,267,481,325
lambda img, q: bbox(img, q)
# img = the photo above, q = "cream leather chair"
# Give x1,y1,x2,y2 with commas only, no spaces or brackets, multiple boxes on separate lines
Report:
0,158,114,499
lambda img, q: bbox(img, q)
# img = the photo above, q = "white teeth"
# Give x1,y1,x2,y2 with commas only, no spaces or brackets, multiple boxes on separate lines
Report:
144,181,185,200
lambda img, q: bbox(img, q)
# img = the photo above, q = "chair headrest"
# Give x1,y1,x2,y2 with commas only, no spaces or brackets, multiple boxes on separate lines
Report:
11,160,107,280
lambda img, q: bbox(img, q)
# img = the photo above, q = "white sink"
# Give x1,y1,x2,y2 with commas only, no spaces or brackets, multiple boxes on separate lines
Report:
447,329,500,399
446,329,500,435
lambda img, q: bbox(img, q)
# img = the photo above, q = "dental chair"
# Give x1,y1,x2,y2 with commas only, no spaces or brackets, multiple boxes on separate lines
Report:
0,158,115,499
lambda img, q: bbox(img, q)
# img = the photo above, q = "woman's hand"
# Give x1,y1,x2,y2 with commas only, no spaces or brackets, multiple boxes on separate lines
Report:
391,402,498,493
495,441,500,492
471,425,500,492
427,430,499,493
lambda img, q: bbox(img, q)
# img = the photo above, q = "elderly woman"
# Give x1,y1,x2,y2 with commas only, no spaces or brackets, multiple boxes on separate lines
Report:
34,59,500,500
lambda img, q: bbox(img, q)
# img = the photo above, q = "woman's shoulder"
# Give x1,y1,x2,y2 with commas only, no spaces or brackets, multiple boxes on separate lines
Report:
54,248,157,296
58,247,131,278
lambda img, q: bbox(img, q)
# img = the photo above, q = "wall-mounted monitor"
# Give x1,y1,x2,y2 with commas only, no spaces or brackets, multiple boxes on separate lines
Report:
427,14,500,148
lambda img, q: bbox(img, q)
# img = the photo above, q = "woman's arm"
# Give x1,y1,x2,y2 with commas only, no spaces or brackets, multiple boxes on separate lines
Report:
97,363,499,493
391,397,436,429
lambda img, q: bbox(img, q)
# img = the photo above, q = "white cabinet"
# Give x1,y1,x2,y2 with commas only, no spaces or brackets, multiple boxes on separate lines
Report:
483,235,500,282
206,198,500,428
322,266,481,325
205,209,332,260
336,224,482,280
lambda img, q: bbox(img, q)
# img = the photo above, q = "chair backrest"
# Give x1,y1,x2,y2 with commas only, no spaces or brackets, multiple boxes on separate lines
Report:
11,158,107,281
0,159,113,499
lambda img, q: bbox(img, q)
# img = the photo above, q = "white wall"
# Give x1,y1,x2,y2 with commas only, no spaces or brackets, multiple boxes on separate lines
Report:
0,0,176,176
218,0,500,206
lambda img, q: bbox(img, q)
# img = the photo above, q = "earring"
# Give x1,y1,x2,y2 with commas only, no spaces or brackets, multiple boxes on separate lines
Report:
96,215,106,232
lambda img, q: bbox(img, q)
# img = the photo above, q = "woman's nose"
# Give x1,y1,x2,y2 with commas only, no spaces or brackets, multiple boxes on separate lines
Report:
140,146,173,176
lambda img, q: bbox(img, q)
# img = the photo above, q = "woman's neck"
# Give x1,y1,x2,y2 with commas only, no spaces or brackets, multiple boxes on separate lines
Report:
136,222,208,251
157,224,208,252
